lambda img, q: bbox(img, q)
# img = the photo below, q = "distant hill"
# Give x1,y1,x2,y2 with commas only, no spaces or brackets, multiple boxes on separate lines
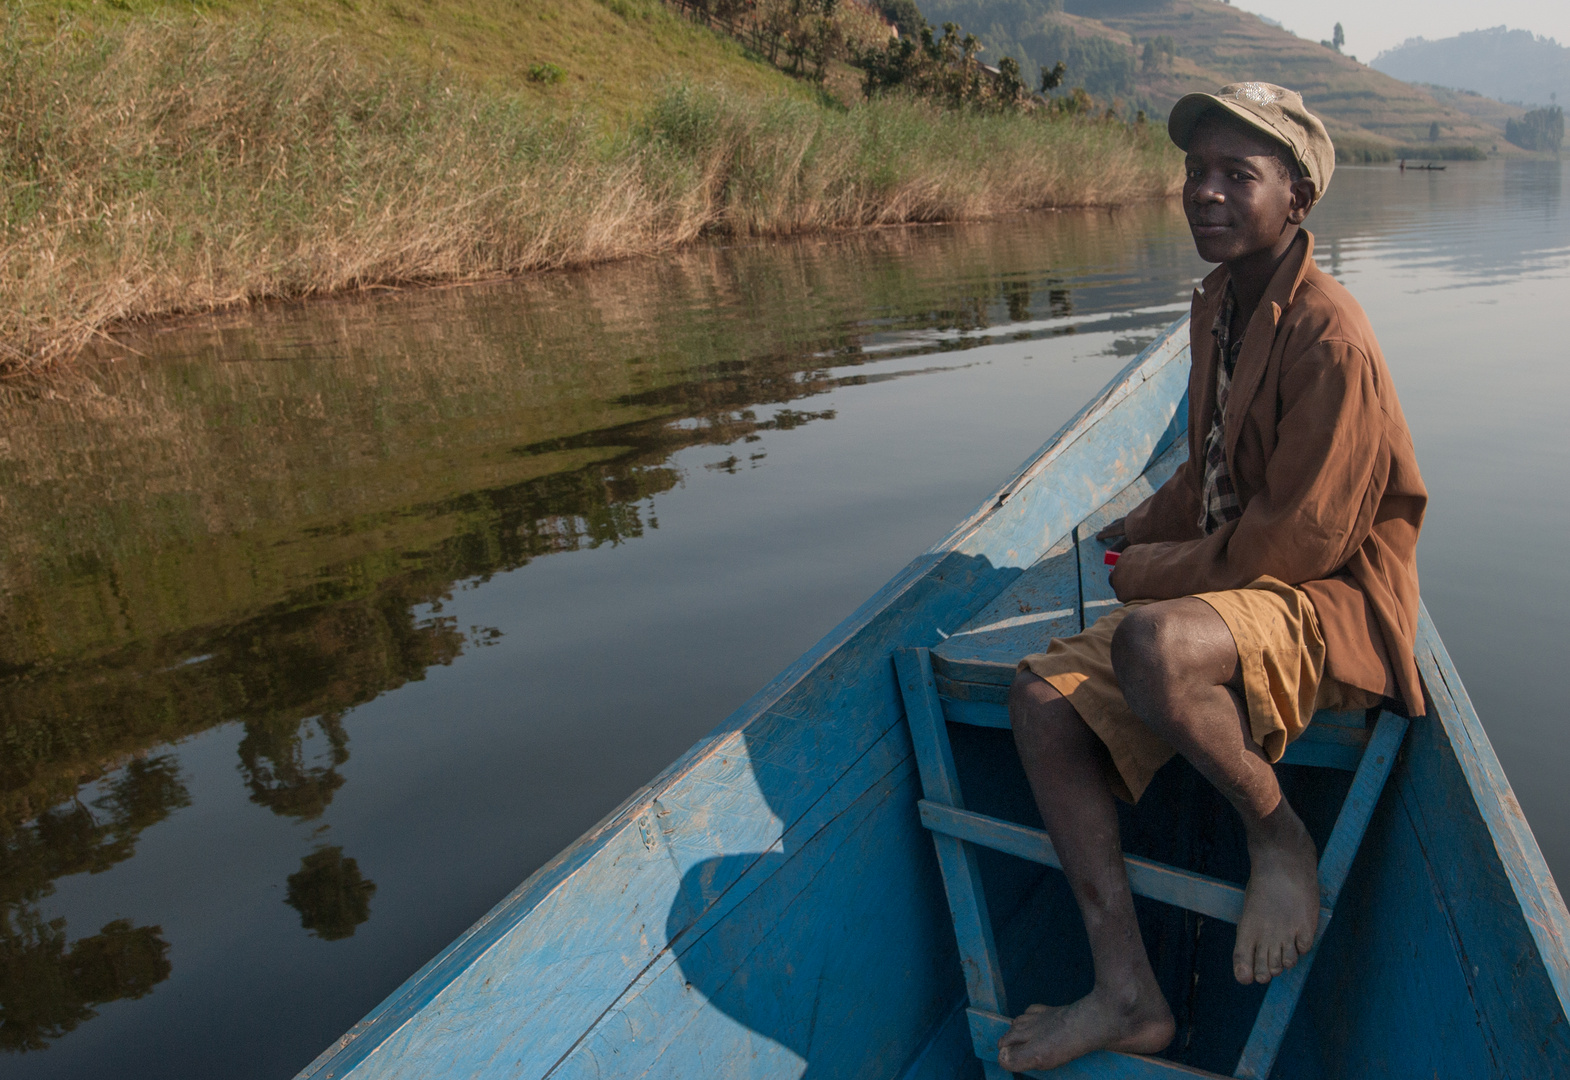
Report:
916,0,1515,155
1372,27,1570,108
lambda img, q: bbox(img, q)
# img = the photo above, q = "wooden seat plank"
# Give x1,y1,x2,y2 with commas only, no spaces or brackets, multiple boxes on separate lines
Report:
931,694,1372,769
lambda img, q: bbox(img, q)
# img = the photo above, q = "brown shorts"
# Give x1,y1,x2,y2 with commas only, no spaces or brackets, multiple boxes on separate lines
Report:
1018,576,1381,803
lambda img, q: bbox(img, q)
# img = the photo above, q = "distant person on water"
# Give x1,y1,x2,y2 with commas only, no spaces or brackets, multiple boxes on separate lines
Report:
999,83,1428,1073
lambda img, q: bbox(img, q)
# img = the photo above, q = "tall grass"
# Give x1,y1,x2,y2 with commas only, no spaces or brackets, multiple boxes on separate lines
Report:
0,16,1180,373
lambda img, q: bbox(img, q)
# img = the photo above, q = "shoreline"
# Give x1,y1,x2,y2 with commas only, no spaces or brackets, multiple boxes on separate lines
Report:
1,18,1179,377
62,198,1181,370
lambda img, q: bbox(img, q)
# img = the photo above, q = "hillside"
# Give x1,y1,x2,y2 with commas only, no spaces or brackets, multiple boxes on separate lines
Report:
1372,27,1570,109
1,0,1181,372
918,0,1514,154
16,0,814,119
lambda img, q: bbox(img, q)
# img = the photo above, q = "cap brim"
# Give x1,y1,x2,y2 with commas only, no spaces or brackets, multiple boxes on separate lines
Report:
1168,92,1288,154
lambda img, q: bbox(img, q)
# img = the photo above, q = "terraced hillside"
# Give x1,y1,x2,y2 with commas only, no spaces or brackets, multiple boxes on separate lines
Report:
922,0,1514,154
1079,0,1502,151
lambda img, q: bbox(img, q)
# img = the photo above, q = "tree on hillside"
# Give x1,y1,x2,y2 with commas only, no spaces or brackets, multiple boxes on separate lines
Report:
1506,105,1564,152
997,55,1027,105
875,0,925,40
857,20,1058,112
1428,120,1439,142
1334,23,1345,53
1141,35,1176,73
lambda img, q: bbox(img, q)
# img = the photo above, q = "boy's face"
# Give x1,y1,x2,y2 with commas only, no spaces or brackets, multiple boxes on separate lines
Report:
1183,114,1316,266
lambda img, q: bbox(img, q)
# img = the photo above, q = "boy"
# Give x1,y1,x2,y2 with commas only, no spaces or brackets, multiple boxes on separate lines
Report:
997,83,1428,1073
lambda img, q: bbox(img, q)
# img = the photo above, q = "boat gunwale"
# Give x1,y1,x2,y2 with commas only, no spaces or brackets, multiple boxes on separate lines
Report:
1414,607,1570,1017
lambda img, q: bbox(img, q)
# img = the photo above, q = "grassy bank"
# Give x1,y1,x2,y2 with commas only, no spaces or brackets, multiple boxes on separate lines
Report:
0,14,1180,374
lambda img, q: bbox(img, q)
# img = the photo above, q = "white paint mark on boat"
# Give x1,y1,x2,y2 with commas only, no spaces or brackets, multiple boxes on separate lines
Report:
949,610,1075,637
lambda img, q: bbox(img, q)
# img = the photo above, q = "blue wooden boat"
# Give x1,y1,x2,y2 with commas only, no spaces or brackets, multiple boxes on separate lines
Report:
297,319,1570,1079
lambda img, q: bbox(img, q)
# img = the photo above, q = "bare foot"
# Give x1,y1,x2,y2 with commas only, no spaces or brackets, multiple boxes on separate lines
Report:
1234,801,1322,985
996,979,1175,1073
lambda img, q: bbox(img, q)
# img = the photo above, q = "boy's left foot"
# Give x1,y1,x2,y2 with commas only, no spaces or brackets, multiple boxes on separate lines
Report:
1234,802,1321,984
996,977,1174,1072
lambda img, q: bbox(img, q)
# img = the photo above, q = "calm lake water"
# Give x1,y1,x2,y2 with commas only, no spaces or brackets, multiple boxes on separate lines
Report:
1,157,1565,1079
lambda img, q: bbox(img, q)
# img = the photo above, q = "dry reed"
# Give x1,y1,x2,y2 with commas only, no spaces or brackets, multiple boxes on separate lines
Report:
0,16,1180,374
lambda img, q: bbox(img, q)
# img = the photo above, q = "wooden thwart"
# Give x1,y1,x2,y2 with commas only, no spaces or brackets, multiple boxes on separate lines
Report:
897,644,1409,1080
919,800,1257,925
926,695,1371,771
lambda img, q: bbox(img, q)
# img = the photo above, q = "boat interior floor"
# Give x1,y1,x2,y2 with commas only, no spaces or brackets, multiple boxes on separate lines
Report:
904,439,1405,1078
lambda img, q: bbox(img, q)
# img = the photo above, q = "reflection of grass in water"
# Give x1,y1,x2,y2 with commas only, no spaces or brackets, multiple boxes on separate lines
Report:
0,14,1178,372
0,203,1193,908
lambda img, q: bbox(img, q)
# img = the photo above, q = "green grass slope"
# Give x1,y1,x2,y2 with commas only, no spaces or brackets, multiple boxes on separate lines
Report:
19,0,811,118
2,0,1180,371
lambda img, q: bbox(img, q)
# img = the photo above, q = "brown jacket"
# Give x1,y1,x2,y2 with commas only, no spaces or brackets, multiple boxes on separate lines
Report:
1113,231,1428,715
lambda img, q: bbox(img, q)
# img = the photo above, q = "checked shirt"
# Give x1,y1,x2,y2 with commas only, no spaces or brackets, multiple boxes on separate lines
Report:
1199,285,1246,535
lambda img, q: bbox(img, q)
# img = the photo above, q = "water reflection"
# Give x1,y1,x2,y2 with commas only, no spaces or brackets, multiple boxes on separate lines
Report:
285,847,376,942
0,915,170,1053
0,203,1200,1063
0,757,184,1050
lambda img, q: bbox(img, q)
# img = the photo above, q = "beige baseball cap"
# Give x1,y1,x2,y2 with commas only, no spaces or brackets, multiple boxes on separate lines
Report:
1168,82,1335,205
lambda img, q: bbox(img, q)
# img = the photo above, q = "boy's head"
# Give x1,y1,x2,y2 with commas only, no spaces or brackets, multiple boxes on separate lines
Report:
1167,83,1334,266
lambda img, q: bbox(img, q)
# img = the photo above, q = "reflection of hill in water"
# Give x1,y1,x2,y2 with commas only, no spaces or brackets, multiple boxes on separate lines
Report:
0,204,1197,1048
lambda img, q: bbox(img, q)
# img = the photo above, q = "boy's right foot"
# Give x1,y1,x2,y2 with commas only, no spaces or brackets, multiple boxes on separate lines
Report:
996,977,1174,1073
1234,801,1322,984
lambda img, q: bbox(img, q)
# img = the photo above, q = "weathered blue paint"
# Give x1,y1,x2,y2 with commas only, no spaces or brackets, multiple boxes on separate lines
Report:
295,316,1570,1080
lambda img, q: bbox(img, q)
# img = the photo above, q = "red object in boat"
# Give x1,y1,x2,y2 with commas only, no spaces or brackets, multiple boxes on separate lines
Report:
1104,550,1120,566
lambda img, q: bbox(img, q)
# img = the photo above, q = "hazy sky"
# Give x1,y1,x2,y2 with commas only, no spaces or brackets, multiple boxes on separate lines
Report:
1239,1,1570,61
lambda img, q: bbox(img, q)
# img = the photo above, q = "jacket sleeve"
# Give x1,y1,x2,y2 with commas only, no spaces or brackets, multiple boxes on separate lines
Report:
1123,454,1203,544
1111,340,1383,600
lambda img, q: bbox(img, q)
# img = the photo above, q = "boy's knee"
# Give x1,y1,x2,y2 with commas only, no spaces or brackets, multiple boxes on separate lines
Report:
1008,668,1060,729
1111,605,1178,685
1110,604,1206,712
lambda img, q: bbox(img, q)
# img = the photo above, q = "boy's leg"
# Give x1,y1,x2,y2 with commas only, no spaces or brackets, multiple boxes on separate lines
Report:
998,670,1176,1074
1110,597,1321,987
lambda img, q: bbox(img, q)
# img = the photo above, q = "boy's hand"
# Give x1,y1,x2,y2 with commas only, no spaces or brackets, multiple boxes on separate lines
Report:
1097,517,1130,554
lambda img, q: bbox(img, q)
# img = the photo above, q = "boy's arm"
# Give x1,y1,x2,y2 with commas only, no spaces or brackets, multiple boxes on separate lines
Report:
1111,340,1383,600
1119,455,1204,546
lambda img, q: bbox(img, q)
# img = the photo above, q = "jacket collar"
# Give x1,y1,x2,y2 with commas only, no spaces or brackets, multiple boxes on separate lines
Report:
1192,229,1315,312
1191,230,1317,461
